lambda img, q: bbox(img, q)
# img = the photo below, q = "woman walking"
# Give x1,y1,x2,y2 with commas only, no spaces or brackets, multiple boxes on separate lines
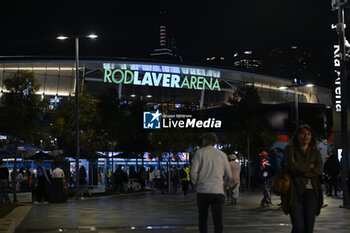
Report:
282,124,323,233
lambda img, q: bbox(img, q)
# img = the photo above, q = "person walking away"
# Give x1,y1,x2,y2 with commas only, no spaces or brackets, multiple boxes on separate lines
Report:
171,166,180,194
79,165,87,198
322,156,330,195
114,165,124,193
259,151,274,207
227,154,241,205
282,124,323,233
272,147,285,206
161,167,167,190
149,166,156,192
11,166,18,192
98,167,104,186
129,166,137,179
273,147,284,172
155,167,162,192
106,168,112,187
181,164,190,196
157,167,166,192
52,162,66,202
34,160,51,205
191,132,232,233
26,165,33,191
323,150,339,196
139,166,147,191
52,162,65,188
70,171,75,188
0,159,11,204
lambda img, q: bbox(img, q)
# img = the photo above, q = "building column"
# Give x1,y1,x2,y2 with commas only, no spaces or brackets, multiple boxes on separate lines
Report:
200,88,205,110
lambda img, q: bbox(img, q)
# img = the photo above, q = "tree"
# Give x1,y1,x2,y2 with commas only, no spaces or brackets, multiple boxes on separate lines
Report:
149,126,197,194
97,88,120,153
224,86,277,154
0,71,43,202
0,71,42,142
149,128,197,160
283,103,331,141
50,88,100,160
223,85,277,190
116,101,152,156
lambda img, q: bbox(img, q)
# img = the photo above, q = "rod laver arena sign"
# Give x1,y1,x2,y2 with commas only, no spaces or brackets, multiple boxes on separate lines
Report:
104,69,221,91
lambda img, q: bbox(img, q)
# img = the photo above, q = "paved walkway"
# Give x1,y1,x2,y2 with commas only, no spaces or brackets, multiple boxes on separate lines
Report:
14,191,350,233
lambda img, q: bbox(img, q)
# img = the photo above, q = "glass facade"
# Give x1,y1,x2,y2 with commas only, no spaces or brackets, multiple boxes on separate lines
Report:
0,58,331,108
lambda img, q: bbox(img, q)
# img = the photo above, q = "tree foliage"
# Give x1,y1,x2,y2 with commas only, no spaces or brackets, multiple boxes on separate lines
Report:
223,85,277,157
0,71,43,143
115,101,151,154
50,88,100,159
96,88,143,155
149,127,198,160
283,104,331,141
0,70,45,202
96,88,121,151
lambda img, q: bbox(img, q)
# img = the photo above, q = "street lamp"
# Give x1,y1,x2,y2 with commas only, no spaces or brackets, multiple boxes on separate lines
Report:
57,34,98,200
279,79,314,126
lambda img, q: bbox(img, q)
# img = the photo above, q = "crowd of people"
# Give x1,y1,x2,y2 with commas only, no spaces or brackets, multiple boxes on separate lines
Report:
107,164,194,195
189,127,345,233
1,126,347,233
0,162,43,198
0,160,67,205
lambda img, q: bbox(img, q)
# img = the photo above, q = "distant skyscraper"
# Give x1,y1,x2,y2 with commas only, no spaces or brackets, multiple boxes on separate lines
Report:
205,56,229,66
204,51,263,70
233,50,263,70
150,10,182,62
264,46,312,79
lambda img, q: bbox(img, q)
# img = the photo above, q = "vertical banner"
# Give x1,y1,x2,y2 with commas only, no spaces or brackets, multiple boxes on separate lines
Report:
332,16,343,160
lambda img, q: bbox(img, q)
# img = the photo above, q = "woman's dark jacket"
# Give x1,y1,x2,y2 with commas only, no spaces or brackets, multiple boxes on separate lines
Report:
282,144,324,215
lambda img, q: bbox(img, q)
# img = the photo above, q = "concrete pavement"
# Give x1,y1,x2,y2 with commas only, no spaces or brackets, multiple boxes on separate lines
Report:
14,191,350,233
1,205,32,233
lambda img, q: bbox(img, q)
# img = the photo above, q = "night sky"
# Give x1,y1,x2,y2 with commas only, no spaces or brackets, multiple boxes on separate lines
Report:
0,0,347,86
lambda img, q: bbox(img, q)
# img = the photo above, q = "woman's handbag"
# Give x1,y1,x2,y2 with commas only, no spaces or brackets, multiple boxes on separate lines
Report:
272,172,291,196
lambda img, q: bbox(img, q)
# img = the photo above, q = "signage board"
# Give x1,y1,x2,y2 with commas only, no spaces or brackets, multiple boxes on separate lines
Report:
104,69,221,91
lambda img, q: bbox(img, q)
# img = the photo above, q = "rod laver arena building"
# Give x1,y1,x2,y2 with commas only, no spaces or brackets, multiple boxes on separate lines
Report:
0,57,331,110
0,57,333,176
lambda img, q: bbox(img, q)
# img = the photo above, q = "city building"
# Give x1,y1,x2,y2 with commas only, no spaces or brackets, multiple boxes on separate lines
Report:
150,10,182,62
264,46,312,78
0,56,331,108
233,50,263,71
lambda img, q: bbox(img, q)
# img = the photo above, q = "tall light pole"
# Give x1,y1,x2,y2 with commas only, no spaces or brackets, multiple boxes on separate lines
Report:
332,0,350,208
57,34,98,200
294,85,299,127
75,37,80,200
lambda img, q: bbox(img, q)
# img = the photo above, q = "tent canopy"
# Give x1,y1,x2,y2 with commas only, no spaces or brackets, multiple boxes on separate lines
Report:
0,142,43,158
0,143,63,160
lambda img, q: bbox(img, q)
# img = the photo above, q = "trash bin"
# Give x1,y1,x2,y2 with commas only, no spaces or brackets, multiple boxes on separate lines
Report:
48,178,67,203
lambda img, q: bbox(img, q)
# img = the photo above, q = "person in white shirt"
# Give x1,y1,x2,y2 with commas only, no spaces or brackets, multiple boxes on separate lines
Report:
148,166,156,191
17,167,27,192
52,162,65,179
227,154,241,205
191,132,232,233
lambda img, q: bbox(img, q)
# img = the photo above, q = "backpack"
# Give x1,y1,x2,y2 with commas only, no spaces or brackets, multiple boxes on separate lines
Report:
180,168,187,179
